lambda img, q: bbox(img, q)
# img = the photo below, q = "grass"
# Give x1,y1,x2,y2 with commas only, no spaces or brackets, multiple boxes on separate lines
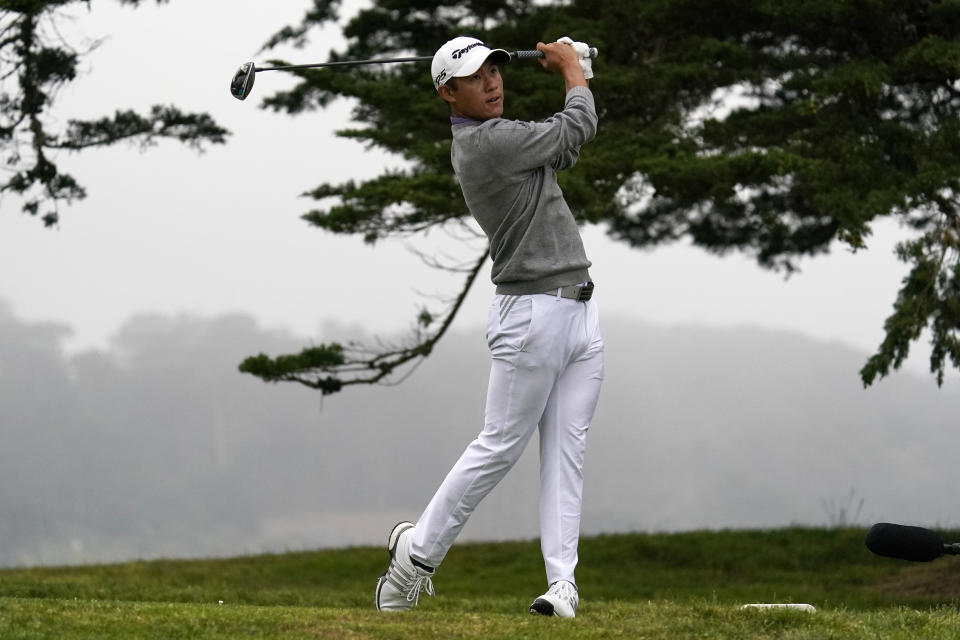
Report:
3,527,960,638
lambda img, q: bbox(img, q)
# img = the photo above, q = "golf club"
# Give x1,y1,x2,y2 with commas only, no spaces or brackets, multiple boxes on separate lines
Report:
230,48,599,101
865,522,960,562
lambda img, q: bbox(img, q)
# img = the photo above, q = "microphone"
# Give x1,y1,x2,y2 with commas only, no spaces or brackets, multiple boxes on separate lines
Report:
865,523,960,562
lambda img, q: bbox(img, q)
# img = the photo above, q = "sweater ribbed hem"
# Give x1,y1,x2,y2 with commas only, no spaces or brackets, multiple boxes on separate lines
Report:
494,269,591,295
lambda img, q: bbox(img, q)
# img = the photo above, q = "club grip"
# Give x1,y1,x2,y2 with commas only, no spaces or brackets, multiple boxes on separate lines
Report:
513,47,599,59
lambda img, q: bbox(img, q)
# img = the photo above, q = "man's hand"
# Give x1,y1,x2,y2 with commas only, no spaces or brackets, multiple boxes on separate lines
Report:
536,41,588,91
555,36,594,80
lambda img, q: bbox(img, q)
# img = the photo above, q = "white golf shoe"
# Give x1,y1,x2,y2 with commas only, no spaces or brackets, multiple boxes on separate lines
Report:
529,579,579,618
375,521,435,611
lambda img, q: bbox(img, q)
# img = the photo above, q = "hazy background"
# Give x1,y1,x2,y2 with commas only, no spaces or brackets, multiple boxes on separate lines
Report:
2,301,959,568
1,1,958,567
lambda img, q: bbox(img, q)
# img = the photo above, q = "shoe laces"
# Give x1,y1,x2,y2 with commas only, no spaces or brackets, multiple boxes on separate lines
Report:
547,580,578,606
405,574,435,604
386,560,435,604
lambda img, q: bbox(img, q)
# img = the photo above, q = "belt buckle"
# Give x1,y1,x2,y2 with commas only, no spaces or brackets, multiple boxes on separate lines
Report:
576,282,594,302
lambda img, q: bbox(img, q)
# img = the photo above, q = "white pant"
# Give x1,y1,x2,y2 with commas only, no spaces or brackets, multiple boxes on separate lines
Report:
410,291,604,585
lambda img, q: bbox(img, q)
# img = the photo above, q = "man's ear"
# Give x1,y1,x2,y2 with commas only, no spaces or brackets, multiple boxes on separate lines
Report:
438,84,456,105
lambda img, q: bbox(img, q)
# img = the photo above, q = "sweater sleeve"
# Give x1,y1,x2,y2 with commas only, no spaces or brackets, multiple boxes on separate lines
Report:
551,145,582,171
480,86,597,175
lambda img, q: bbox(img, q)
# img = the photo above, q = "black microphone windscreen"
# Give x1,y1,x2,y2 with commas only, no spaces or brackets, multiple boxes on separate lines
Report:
865,523,944,562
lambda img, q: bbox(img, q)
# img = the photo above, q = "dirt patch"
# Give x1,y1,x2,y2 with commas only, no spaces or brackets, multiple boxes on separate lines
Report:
876,556,960,600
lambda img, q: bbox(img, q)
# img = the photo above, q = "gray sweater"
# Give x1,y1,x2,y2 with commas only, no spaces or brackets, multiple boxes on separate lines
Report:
450,86,598,294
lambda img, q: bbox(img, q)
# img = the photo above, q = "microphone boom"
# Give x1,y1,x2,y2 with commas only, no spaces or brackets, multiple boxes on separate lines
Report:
865,523,947,562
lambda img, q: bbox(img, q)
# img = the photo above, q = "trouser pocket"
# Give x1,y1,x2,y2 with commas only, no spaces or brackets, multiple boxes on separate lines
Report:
487,295,535,356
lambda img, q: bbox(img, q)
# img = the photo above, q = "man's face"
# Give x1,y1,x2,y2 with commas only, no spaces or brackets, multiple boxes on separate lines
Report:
441,59,504,120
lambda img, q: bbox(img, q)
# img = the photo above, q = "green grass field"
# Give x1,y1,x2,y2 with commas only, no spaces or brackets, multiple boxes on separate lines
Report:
3,528,960,639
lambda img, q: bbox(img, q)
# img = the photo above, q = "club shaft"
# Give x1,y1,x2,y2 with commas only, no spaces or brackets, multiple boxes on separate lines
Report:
255,56,433,72
253,48,596,73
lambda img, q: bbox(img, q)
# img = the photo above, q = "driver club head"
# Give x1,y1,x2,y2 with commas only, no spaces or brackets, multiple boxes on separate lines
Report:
230,62,256,100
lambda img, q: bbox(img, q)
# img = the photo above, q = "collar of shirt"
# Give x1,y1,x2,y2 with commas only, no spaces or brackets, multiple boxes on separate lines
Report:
450,116,481,125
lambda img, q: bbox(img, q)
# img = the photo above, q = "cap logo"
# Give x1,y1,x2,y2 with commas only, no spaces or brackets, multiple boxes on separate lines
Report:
451,41,485,60
434,70,448,85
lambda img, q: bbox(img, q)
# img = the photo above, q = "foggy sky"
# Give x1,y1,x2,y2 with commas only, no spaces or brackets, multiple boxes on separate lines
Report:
0,0,940,380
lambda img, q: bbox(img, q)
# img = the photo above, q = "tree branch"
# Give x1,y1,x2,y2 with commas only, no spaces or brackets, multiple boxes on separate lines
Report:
239,248,489,394
2,3,227,226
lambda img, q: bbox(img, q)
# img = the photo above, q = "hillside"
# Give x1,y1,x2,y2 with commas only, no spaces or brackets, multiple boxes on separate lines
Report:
3,528,960,639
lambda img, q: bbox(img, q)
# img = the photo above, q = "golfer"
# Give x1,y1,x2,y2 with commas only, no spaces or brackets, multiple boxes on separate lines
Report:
376,35,603,618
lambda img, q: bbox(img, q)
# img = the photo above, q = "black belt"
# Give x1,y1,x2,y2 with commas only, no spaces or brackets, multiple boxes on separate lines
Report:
543,282,594,302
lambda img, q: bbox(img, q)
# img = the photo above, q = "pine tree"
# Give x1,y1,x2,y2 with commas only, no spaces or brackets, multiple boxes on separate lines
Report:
0,0,228,226
239,0,960,391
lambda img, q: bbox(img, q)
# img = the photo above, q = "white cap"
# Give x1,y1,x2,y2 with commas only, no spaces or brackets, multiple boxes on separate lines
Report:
431,36,510,90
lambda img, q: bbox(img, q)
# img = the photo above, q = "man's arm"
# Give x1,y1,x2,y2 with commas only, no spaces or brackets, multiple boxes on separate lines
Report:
481,89,596,175
537,41,588,171
553,145,582,172
475,41,595,175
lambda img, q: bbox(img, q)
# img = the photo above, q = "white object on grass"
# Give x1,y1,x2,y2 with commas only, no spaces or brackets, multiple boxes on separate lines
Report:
741,604,816,612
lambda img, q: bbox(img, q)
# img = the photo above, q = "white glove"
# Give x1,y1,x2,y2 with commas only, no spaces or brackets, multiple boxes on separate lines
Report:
556,36,593,80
